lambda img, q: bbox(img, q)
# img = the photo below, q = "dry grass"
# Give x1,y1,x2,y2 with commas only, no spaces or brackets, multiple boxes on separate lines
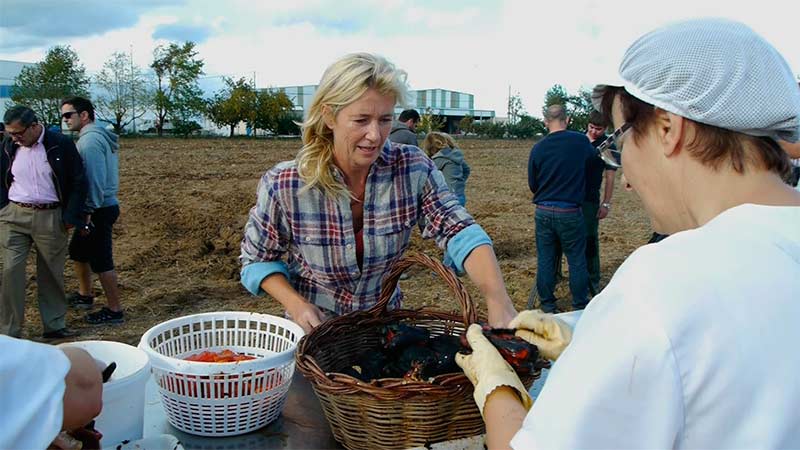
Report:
14,137,652,344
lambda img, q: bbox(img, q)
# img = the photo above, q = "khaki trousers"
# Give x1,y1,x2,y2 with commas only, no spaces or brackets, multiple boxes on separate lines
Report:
0,203,68,337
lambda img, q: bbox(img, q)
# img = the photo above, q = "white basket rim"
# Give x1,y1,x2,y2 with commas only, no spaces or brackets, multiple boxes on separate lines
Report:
138,311,304,375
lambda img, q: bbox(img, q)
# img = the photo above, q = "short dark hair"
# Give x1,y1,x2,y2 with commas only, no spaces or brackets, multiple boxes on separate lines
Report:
61,96,95,121
588,110,607,127
3,105,38,126
398,109,420,122
599,86,790,177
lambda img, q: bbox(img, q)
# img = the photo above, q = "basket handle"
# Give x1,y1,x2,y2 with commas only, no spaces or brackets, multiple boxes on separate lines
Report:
371,252,478,326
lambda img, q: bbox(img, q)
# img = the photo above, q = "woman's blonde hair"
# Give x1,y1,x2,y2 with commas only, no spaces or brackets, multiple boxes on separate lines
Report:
296,53,409,197
421,131,456,157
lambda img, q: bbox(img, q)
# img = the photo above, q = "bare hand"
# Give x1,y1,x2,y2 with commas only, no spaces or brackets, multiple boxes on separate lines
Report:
287,301,327,334
58,346,103,431
597,205,609,220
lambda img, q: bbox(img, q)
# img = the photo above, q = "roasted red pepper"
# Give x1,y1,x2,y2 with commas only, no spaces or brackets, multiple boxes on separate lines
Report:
460,326,540,375
184,349,256,363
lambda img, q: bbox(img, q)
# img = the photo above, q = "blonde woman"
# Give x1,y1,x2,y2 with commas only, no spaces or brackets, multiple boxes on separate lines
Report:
240,53,516,333
422,132,471,206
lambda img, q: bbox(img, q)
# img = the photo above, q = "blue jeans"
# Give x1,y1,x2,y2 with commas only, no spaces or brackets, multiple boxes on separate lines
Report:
535,207,590,311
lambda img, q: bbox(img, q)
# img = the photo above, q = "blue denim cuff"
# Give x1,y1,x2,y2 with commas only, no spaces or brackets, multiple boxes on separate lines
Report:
241,261,290,296
446,224,492,275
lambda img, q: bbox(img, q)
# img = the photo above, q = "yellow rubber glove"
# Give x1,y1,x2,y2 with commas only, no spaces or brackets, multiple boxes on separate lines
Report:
455,324,533,418
509,310,573,361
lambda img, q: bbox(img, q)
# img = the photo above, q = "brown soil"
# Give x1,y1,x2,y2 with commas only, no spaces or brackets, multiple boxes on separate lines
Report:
15,137,651,345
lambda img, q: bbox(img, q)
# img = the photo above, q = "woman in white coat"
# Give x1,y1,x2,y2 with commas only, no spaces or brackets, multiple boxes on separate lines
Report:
457,18,800,449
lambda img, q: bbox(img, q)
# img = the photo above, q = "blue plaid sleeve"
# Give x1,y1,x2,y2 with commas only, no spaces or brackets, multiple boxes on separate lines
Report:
240,165,293,295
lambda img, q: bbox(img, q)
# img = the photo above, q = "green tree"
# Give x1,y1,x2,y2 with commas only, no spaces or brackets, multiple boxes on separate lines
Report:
543,84,570,110
253,89,295,135
94,51,151,134
11,45,90,127
543,84,594,132
507,114,545,138
416,107,445,134
507,92,526,125
206,77,256,137
566,88,594,132
171,119,202,137
473,121,506,139
458,115,475,135
151,41,205,136
275,113,301,135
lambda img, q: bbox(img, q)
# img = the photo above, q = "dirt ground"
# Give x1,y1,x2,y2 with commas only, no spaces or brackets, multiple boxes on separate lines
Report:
15,137,652,344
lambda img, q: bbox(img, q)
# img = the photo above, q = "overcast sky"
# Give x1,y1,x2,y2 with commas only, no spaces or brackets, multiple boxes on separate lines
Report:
1,0,797,117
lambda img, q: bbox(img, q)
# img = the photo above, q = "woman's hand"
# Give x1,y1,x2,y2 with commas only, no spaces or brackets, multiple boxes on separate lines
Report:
456,324,532,415
286,300,327,334
487,294,517,328
509,310,573,361
260,273,327,334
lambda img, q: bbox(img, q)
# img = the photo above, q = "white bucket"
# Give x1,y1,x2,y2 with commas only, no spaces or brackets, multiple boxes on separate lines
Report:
65,340,151,447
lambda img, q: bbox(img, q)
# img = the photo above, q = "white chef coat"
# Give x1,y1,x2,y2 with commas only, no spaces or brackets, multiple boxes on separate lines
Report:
0,335,71,450
512,204,800,449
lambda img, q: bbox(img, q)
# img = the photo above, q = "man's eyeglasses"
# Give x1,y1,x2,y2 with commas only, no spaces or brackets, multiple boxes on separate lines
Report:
62,110,78,120
7,124,31,138
595,122,631,169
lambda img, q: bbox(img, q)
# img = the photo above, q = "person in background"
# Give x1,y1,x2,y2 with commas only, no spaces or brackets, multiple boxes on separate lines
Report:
457,18,800,448
0,335,103,450
240,53,517,333
60,97,123,325
554,110,618,293
422,131,471,206
0,106,86,339
528,104,595,313
389,108,420,146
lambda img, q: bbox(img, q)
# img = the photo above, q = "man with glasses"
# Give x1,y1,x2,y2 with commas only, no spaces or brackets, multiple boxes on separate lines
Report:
527,104,596,313
0,106,87,339
60,97,122,325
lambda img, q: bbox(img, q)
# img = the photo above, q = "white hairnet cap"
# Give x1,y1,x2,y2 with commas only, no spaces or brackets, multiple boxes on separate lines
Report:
593,18,800,142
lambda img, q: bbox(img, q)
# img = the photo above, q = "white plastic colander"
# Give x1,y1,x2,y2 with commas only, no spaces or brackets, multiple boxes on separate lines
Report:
138,311,304,437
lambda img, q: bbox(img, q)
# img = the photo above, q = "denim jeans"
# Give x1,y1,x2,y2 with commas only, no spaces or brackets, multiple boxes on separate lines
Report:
535,207,590,312
553,201,600,294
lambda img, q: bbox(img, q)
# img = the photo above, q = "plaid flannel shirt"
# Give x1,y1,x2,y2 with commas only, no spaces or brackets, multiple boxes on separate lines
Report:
240,142,491,315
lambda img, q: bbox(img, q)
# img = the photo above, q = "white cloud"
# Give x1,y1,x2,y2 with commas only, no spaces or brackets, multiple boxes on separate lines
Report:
1,0,797,117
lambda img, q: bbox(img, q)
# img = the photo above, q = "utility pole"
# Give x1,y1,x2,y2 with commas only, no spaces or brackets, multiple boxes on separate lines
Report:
130,45,136,134
507,85,511,123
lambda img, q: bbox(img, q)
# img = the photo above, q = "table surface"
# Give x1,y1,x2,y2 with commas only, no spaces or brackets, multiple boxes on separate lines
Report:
143,310,582,449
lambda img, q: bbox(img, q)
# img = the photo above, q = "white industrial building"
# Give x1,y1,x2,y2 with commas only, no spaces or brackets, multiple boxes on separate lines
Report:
0,59,35,119
269,85,495,134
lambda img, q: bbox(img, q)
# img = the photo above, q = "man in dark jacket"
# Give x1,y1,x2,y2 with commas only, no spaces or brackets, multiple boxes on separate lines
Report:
0,106,87,339
528,105,595,313
389,109,420,146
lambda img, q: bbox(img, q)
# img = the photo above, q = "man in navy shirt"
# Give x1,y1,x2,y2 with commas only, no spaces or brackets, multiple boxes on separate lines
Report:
528,105,595,312
554,111,618,294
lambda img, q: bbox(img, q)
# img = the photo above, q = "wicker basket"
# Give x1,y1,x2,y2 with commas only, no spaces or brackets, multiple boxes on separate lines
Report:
296,253,541,450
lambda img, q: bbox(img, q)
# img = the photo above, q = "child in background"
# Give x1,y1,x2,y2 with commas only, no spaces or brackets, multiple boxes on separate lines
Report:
422,132,471,206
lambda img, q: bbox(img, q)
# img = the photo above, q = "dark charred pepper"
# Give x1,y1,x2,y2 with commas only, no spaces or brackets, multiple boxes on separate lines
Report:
460,326,540,375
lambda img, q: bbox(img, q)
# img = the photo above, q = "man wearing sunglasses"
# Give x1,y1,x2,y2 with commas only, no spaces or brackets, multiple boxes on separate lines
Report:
0,106,87,339
60,97,122,325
